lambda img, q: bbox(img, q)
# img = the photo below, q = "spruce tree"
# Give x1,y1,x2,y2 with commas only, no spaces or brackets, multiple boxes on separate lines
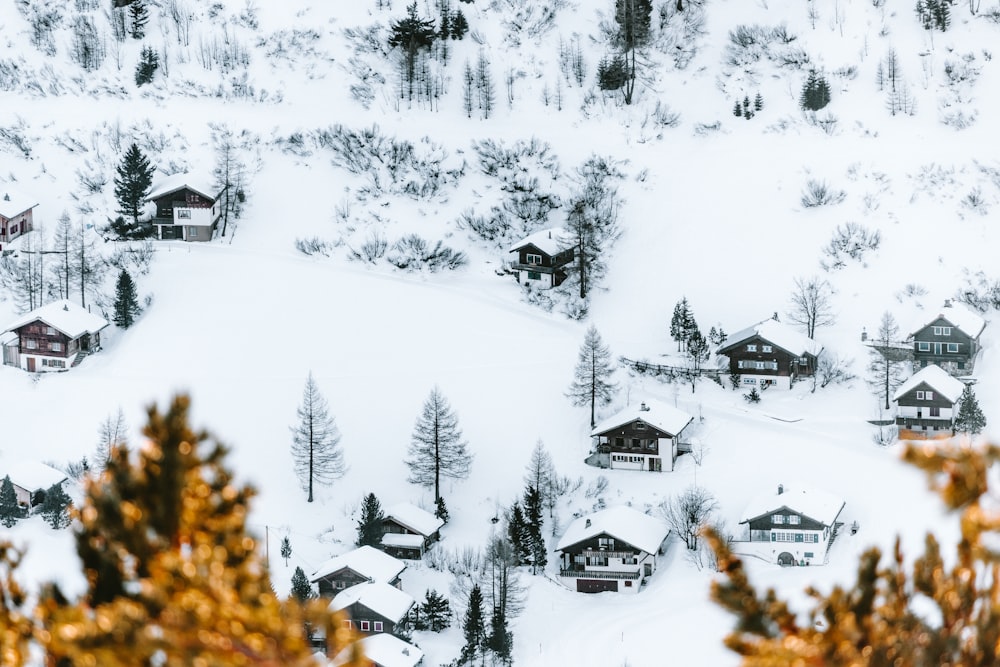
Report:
954,384,987,435
290,566,314,603
507,502,530,565
388,2,437,100
39,482,72,529
435,495,449,523
280,536,292,566
523,484,546,573
733,101,742,117
290,372,346,502
451,9,469,39
114,143,155,227
404,386,472,503
754,92,764,110
356,492,386,547
134,45,159,86
800,69,832,111
460,584,487,664
421,589,452,631
0,475,22,528
567,325,618,428
129,0,149,39
670,297,693,351
487,602,513,665
113,269,141,328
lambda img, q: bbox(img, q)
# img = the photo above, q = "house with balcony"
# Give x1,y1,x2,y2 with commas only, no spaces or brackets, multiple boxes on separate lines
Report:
380,503,444,560
738,485,845,566
590,400,693,472
508,227,573,289
1,300,108,372
330,582,415,636
556,505,670,593
311,545,406,598
907,300,986,375
716,316,824,389
145,173,225,242
892,364,967,439
0,189,37,248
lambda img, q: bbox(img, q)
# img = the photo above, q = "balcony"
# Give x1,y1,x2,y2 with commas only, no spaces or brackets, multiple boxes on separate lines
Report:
559,568,641,580
579,549,641,562
510,262,556,273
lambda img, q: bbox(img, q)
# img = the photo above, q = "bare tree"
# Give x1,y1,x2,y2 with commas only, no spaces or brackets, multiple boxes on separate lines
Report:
867,311,908,410
405,386,472,502
95,407,129,471
787,276,835,339
523,440,556,517
660,486,718,550
567,325,618,427
290,372,346,502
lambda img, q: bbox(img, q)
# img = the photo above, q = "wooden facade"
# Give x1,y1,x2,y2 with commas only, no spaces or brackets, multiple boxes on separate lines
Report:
593,419,672,472
147,182,224,242
558,533,654,594
509,242,573,288
894,382,959,436
719,334,817,385
381,518,439,559
911,315,980,373
738,487,845,566
341,603,404,636
14,321,97,371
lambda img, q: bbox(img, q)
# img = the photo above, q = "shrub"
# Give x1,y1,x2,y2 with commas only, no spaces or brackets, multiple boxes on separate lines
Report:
801,179,846,207
821,222,881,270
386,234,467,272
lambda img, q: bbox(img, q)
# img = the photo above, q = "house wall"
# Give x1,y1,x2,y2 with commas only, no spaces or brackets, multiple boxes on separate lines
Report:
511,243,572,289
912,318,978,371
0,209,33,243
722,336,816,382
344,603,401,635
738,374,791,390
316,569,371,598
559,536,656,594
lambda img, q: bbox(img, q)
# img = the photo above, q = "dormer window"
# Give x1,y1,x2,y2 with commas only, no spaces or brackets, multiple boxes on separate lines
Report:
525,253,542,265
747,344,757,352
788,515,801,525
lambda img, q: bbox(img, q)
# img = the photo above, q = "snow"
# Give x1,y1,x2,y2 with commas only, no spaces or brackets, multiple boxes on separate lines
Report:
590,399,693,438
508,227,567,257
892,364,967,403
719,318,825,357
145,172,221,202
383,503,444,538
906,301,988,340
556,505,669,555
0,189,37,219
331,634,423,667
2,461,68,493
740,486,846,527
329,582,415,625
2,300,109,339
379,533,425,550
310,545,406,584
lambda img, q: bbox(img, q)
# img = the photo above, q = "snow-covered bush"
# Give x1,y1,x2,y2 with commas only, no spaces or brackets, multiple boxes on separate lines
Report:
294,237,331,257
348,229,388,263
821,222,881,270
816,353,857,389
386,234,467,272
956,270,1000,312
801,179,846,207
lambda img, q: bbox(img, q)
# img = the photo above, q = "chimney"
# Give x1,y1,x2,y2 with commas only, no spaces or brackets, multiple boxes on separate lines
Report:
640,402,649,412
2,193,8,201
778,484,784,495
402,649,410,656
861,327,867,342
585,518,591,528
547,230,552,239
772,311,779,321
944,299,952,308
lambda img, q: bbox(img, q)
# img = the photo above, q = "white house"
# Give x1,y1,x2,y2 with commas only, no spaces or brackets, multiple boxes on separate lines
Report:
146,173,225,242
893,364,967,438
590,400,693,472
738,485,846,566
2,461,69,508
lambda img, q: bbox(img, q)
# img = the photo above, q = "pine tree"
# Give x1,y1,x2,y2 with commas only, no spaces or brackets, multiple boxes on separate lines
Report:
487,601,513,665
733,101,742,117
128,0,149,39
114,143,154,227
290,372,346,502
686,328,710,393
290,566,314,604
523,484,546,573
754,92,764,110
404,386,473,502
356,492,386,547
280,536,292,566
0,475,22,528
451,8,469,39
421,589,452,631
671,297,693,351
954,384,987,435
435,495,449,523
134,45,159,86
388,2,437,100
506,502,530,565
113,269,141,328
460,584,487,664
800,69,832,111
39,482,72,529
567,325,618,428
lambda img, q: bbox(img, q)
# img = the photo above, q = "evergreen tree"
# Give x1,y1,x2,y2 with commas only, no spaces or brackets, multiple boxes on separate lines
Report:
114,143,154,227
280,536,292,566
506,502,530,565
954,384,987,435
39,482,72,529
597,55,629,93
612,0,653,104
567,325,618,428
404,386,473,502
523,484,546,573
733,101,742,117
128,0,149,39
800,69,832,111
686,328,710,393
460,584,487,664
451,9,469,39
290,372,346,502
356,492,386,547
487,601,513,665
671,297,693,351
0,475,22,528
754,92,764,110
435,495,449,523
113,269,141,328
388,2,437,100
420,589,452,631
134,45,159,86
290,566,314,604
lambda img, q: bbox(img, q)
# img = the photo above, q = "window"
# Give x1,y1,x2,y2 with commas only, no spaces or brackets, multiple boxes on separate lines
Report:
188,227,198,238
947,343,959,353
929,407,941,417
772,514,785,524
799,357,809,365
9,225,16,234
527,271,541,280
359,621,370,632
373,621,383,632
631,439,640,449
177,209,192,219
762,345,772,353
46,327,55,335
933,326,952,336
634,422,646,430
51,342,62,352
918,342,930,352
795,533,804,542
624,580,633,587
525,253,542,265
25,339,36,350
916,391,924,400
614,437,624,448
788,515,800,525
743,377,756,384
599,537,615,550
747,344,757,352
925,391,934,401
804,552,814,558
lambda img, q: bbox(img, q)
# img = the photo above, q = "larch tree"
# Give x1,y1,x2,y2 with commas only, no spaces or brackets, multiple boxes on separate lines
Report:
524,440,556,517
290,372,346,502
787,275,836,339
405,386,472,503
71,220,105,309
567,325,618,427
51,212,73,300
866,311,907,410
114,143,154,228
113,268,141,328
95,406,128,472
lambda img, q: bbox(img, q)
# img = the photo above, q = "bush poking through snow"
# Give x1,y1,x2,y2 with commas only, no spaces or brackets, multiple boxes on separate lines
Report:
349,229,389,263
294,237,330,257
821,222,881,270
386,234,467,271
743,387,761,403
800,179,846,207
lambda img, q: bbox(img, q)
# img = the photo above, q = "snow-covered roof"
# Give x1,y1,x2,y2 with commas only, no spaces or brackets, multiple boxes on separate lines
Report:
909,301,986,339
3,300,109,339
892,364,967,403
329,582,414,624
508,227,567,256
556,505,670,555
719,318,823,357
384,502,444,537
2,461,68,492
590,400,693,438
380,533,425,549
331,635,424,667
310,545,405,584
0,189,37,219
740,486,845,526
146,172,221,202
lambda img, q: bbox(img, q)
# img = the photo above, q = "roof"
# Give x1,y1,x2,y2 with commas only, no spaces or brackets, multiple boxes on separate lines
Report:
310,546,405,584
718,318,824,357
332,635,424,667
384,502,444,537
0,189,37,219
591,400,693,438
3,300,109,338
740,486,845,526
2,461,68,492
893,364,967,403
508,227,567,256
380,533,426,549
909,302,986,339
146,172,221,202
556,505,670,555
329,582,414,624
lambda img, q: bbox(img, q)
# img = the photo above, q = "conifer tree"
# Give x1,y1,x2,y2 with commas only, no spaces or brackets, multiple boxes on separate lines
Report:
671,297,693,351
405,386,472,502
290,566,314,604
506,501,530,565
113,269,141,328
754,92,764,110
451,8,469,39
114,143,154,227
0,476,22,528
356,492,386,547
421,589,452,631
134,45,159,86
567,325,618,427
388,2,437,100
290,372,346,502
128,0,149,39
733,101,742,117
954,384,987,435
612,0,653,104
686,328,710,393
523,484,546,573
800,69,832,111
461,584,487,664
281,536,292,566
39,482,72,529
435,495,449,523
487,601,513,665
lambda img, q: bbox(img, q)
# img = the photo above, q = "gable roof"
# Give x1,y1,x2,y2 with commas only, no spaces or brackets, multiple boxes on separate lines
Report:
329,582,414,624
3,461,68,492
0,189,37,219
556,505,669,555
384,502,444,538
740,486,845,526
892,364,966,403
3,300,109,339
508,227,567,256
718,318,823,357
590,400,693,438
332,635,424,667
909,302,986,340
146,172,221,202
310,545,406,584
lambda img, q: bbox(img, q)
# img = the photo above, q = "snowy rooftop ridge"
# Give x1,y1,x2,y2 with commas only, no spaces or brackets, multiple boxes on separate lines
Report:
146,172,221,202
3,300,109,339
0,188,37,219
508,226,567,256
740,486,845,527
719,317,823,357
331,634,423,667
556,505,670,555
309,545,406,584
383,502,443,537
892,364,967,403
591,399,693,438
908,301,987,340
1,460,68,492
329,581,414,624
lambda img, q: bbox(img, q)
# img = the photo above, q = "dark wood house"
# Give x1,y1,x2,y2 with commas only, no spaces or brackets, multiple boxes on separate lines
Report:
907,301,986,374
739,485,845,566
716,317,823,389
590,400,693,473
329,582,415,636
145,174,225,242
310,546,406,598
892,364,967,439
380,503,444,560
556,505,670,594
508,227,574,289
2,300,109,372
0,189,37,248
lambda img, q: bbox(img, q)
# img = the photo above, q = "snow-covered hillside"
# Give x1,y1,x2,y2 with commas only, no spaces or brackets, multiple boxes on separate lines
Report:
1,0,999,664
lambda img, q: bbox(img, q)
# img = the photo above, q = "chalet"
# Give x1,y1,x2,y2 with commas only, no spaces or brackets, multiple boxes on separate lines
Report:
892,364,967,439
716,317,823,389
380,503,444,560
1,461,68,508
508,227,573,289
556,505,670,594
907,300,986,374
330,582,415,636
331,634,424,667
0,189,37,248
145,173,225,242
591,400,693,473
739,485,845,566
1,300,109,372
311,546,406,598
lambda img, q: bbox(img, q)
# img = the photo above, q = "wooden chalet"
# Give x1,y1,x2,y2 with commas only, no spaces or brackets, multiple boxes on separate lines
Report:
892,364,967,439
716,317,823,389
329,582,415,636
0,189,37,248
331,634,424,667
310,546,406,598
380,503,444,560
145,173,225,242
590,400,693,473
508,227,574,289
2,300,108,372
1,461,68,508
738,485,845,566
907,300,986,375
556,505,670,594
